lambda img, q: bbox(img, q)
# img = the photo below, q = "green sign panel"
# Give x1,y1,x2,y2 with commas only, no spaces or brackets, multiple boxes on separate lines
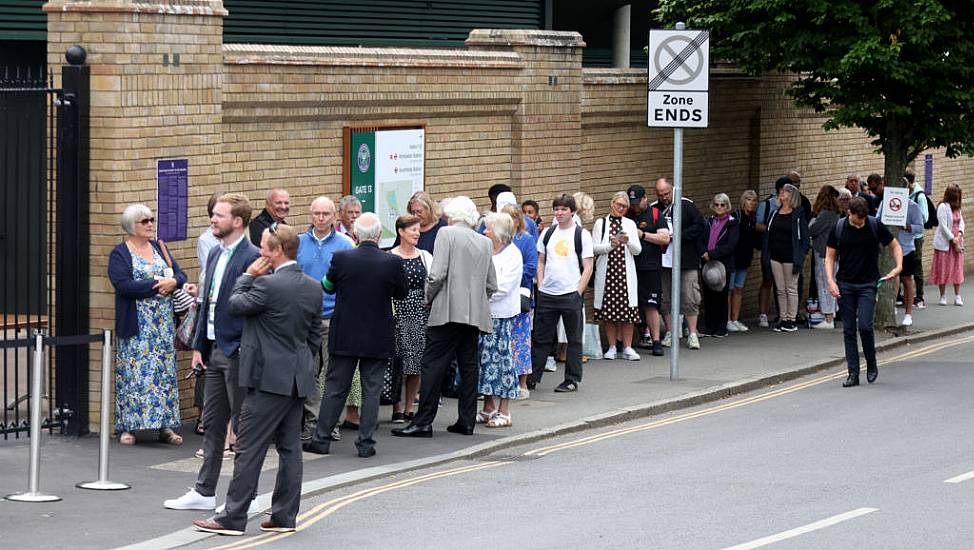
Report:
350,131,376,214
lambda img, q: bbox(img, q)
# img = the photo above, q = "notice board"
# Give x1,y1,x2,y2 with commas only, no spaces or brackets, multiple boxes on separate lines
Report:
156,158,188,241
343,126,425,248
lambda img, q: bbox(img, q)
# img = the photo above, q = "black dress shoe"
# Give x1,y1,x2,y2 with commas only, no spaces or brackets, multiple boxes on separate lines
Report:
391,424,432,438
842,375,860,387
866,368,878,384
357,447,376,458
340,420,359,431
302,441,330,455
446,423,474,435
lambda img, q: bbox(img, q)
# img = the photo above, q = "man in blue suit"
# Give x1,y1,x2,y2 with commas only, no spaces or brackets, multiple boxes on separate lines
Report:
303,213,407,458
164,192,262,511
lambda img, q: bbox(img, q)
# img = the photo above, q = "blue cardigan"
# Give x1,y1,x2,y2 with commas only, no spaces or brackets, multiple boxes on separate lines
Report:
108,241,188,339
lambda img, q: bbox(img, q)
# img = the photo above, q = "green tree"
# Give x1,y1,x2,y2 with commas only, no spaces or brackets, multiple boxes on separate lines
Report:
656,0,974,329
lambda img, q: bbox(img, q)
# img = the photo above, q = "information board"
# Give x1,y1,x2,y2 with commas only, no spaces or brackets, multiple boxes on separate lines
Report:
346,127,425,247
156,158,188,241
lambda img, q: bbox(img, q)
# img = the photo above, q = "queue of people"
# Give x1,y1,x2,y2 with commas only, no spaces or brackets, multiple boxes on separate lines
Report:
105,172,964,535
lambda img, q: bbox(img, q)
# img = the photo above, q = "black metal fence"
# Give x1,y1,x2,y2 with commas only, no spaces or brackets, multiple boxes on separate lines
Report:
1,54,90,439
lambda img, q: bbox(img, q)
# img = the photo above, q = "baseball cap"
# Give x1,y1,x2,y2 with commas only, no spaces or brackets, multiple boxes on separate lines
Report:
627,185,646,201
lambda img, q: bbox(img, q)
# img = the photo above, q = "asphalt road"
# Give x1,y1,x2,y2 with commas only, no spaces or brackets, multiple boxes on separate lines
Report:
192,336,974,550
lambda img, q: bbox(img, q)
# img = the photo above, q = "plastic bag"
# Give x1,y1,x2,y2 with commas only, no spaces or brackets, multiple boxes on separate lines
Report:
582,323,603,360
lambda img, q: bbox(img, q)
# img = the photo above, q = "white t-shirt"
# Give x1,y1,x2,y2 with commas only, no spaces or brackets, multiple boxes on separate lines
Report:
537,224,594,296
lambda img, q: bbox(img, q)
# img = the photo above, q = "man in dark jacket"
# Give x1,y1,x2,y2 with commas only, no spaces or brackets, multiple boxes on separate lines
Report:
654,177,706,350
164,193,261,512
248,188,290,244
304,213,407,458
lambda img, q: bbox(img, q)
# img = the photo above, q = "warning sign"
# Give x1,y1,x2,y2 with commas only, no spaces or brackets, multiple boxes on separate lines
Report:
647,29,710,128
880,186,909,226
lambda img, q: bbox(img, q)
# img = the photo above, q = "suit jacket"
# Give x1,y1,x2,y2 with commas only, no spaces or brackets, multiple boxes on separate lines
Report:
326,241,408,359
192,237,262,358
426,225,497,333
229,263,322,398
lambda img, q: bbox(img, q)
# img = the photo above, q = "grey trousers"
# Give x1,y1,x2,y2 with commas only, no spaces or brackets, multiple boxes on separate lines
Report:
303,318,331,423
194,346,246,497
311,354,385,454
215,389,305,531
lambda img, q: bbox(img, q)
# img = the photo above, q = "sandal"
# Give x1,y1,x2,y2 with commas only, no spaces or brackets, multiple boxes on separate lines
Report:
119,432,136,445
193,418,205,436
476,410,496,424
486,413,512,428
159,428,184,446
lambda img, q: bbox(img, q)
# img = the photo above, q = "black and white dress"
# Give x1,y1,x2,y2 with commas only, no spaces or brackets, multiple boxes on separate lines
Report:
382,255,429,402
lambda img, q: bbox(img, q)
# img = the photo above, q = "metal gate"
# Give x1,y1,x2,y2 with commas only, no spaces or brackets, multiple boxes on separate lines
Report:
1,52,90,439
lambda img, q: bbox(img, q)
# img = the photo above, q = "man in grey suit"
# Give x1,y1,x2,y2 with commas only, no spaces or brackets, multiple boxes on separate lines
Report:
303,213,407,458
393,196,496,438
165,193,261,512
193,224,322,536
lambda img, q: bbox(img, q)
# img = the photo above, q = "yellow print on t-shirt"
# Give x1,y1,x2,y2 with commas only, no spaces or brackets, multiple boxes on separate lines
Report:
554,238,570,257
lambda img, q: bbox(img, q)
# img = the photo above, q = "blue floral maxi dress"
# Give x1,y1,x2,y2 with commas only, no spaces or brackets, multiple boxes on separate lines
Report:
478,317,519,399
115,250,181,432
510,311,532,376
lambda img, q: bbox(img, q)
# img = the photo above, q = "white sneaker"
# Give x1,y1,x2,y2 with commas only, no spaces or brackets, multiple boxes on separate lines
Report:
622,347,640,361
813,320,834,330
544,356,557,372
939,296,948,306
956,296,964,306
758,314,769,328
661,332,672,347
901,314,913,327
726,321,739,333
687,333,700,350
603,346,617,360
734,320,749,332
164,488,216,511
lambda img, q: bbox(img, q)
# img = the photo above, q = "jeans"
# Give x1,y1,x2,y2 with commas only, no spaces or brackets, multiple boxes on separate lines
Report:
837,281,877,376
813,251,837,315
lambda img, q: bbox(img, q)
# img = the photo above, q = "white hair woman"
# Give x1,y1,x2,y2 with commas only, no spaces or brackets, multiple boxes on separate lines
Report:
477,212,523,427
700,193,740,337
442,195,480,228
107,204,188,445
593,191,642,359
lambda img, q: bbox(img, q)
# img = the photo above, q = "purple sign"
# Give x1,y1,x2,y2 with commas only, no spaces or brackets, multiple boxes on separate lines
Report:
923,154,933,195
156,159,188,241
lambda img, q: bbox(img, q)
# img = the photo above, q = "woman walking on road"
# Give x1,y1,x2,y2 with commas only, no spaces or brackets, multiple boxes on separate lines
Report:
930,184,965,306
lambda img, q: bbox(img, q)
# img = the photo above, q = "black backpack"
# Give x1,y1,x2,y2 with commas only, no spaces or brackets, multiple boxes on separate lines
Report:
910,190,939,229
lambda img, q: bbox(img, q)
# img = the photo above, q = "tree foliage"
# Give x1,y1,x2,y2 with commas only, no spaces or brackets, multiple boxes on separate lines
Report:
656,0,974,178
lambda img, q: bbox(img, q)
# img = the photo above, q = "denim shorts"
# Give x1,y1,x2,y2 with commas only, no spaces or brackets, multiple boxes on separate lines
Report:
729,269,748,289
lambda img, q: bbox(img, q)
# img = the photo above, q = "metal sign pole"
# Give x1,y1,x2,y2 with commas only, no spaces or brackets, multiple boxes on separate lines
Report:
5,332,61,502
78,329,129,490
670,125,683,381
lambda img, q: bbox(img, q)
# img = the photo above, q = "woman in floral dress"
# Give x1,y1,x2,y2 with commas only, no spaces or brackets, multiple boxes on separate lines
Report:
389,214,432,423
477,212,523,428
107,204,188,445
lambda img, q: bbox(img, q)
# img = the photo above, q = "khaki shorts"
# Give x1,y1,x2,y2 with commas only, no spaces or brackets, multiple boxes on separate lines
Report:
660,268,701,316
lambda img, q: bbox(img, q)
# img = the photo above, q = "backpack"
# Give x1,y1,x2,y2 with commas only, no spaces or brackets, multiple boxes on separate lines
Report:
910,190,939,229
542,224,591,288
833,215,879,243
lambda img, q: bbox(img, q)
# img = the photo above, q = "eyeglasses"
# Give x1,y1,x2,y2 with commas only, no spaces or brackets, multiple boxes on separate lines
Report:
311,211,332,218
138,217,155,225
712,203,728,208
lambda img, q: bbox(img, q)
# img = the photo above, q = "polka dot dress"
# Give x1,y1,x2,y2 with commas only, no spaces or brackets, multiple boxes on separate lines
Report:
595,216,641,324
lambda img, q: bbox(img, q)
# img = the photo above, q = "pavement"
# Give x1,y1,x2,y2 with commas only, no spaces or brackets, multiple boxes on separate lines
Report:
0,280,971,549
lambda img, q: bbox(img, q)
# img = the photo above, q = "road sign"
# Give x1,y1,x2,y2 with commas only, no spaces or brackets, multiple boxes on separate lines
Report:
647,29,710,128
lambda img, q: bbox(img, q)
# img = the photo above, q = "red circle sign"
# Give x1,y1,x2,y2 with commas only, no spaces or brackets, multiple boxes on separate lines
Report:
889,197,902,211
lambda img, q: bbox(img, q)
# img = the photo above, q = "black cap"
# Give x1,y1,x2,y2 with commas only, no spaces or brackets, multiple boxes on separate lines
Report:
627,185,646,201
774,176,791,192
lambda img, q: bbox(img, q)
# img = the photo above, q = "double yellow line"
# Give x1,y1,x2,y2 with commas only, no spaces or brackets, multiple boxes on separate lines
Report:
205,334,973,550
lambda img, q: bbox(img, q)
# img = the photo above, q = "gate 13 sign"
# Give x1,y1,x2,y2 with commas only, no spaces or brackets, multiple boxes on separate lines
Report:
157,158,188,241
344,127,425,248
647,29,710,128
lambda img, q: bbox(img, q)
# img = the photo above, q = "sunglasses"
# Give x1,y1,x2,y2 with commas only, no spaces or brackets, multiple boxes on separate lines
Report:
712,203,728,208
138,217,155,225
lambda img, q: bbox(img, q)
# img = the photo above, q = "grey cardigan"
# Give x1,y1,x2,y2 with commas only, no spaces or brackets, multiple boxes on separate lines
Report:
809,209,840,256
426,224,498,333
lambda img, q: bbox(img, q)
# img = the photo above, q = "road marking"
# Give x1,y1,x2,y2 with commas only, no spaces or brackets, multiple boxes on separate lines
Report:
944,470,974,484
720,507,878,550
205,461,507,550
525,335,974,457
194,334,974,549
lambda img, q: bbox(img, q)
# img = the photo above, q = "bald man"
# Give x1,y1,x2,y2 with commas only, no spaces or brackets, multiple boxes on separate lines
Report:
249,188,290,244
296,196,355,438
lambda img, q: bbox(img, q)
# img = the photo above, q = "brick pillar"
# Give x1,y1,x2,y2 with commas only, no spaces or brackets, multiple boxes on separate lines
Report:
467,29,585,204
44,0,225,430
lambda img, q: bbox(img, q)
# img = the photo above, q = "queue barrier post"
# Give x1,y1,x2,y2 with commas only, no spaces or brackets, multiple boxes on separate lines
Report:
77,329,129,491
5,332,62,503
